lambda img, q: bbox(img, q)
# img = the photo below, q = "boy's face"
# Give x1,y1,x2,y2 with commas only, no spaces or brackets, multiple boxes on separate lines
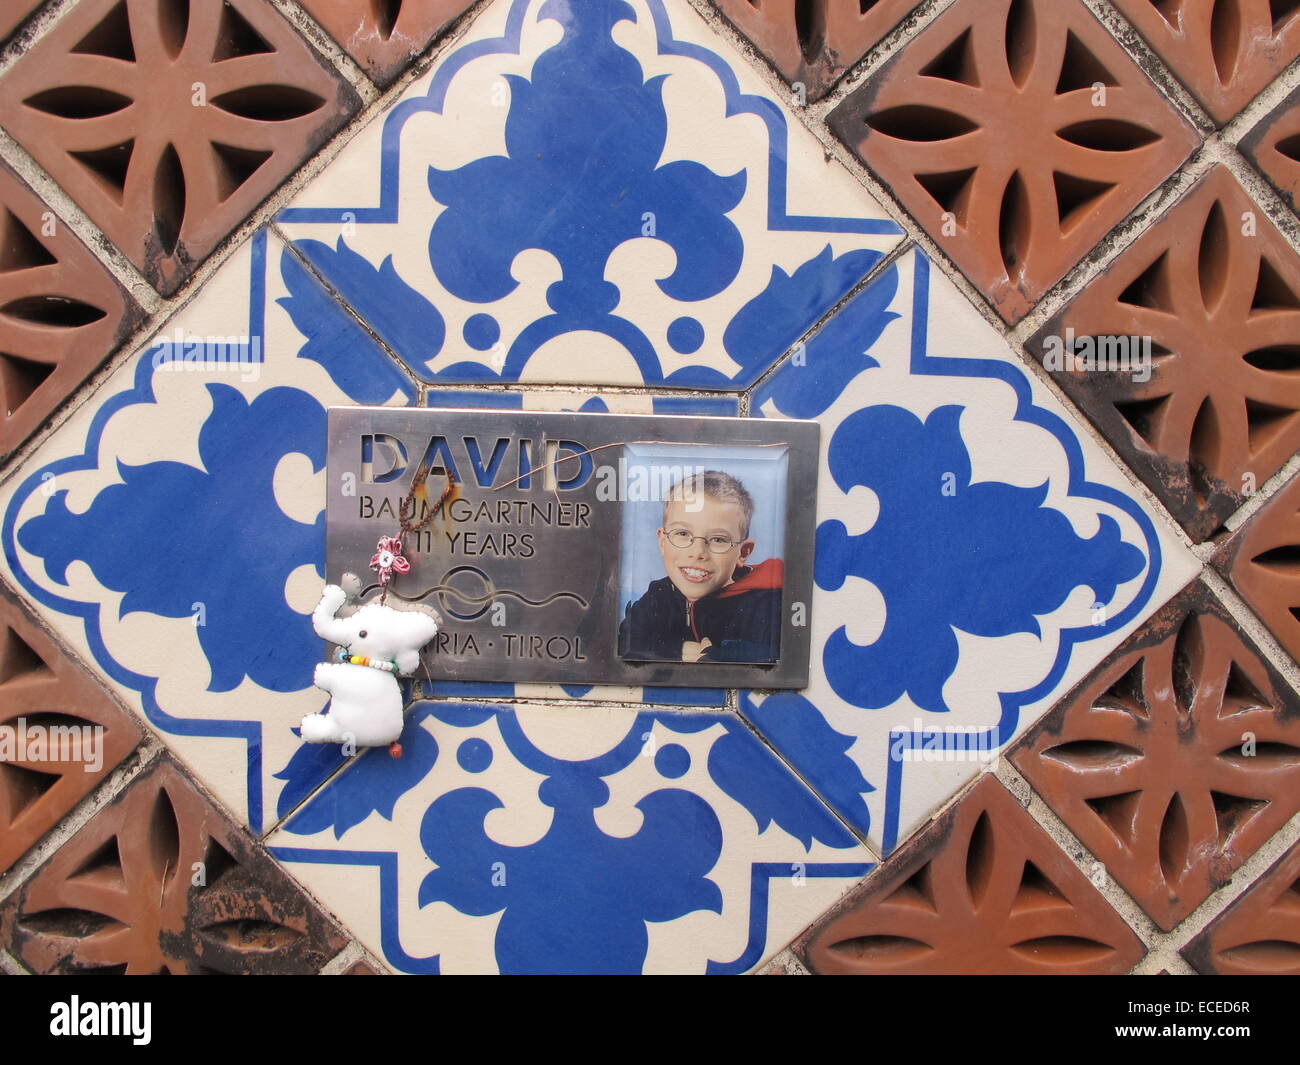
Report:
658,496,755,602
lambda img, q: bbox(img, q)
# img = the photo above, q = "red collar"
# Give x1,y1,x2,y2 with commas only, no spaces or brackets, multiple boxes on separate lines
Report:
716,557,784,598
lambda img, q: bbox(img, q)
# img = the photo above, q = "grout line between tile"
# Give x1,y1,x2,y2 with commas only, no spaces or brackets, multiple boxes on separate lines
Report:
1078,0,1217,135
259,744,367,842
412,692,736,714
729,704,883,862
271,224,425,394
428,381,751,400
268,0,382,104
744,239,914,403
755,948,810,975
1221,452,1300,534
319,940,369,974
317,939,396,974
1221,53,1300,146
0,127,161,312
0,0,79,79
0,949,30,974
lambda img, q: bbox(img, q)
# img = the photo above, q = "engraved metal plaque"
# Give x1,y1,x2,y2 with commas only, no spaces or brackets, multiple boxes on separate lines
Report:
326,407,819,688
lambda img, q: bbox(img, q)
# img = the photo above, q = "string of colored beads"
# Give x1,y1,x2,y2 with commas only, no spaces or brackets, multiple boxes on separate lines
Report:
335,649,398,673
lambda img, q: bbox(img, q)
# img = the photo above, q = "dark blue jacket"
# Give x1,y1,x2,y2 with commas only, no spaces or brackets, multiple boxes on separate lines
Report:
618,558,783,664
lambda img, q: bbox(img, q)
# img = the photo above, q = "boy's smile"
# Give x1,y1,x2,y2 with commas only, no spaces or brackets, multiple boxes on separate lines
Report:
658,498,755,602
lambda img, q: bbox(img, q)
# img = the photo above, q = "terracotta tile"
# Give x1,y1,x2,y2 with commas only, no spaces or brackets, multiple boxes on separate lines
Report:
710,0,922,101
1030,166,1300,543
1181,837,1300,974
797,775,1146,974
1214,470,1300,663
0,1,44,43
1240,85,1300,215
0,0,360,295
1010,583,1300,932
828,0,1200,323
1111,0,1300,125
0,582,142,876
0,757,347,974
297,0,476,87
342,959,381,974
0,161,142,457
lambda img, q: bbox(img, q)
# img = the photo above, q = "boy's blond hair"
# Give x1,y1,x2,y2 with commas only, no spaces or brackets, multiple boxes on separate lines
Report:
663,470,754,539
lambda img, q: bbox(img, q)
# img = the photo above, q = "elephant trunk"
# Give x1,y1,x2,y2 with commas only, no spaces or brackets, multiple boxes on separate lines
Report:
312,585,353,647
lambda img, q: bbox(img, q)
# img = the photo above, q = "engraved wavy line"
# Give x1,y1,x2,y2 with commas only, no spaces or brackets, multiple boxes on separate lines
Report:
360,583,589,610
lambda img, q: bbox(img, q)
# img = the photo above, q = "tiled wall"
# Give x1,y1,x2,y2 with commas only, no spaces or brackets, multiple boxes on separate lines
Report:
0,0,1298,975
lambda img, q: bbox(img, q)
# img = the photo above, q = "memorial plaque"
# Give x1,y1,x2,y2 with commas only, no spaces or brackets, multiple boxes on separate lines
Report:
326,408,819,688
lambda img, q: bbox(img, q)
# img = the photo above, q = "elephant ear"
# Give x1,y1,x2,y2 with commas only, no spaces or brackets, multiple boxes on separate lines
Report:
405,607,440,644
386,606,439,674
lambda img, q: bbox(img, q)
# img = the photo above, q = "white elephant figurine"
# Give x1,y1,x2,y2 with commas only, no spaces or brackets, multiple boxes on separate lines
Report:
299,578,441,755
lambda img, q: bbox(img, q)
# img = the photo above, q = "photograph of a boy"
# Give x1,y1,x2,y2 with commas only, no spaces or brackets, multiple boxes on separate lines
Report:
618,470,784,664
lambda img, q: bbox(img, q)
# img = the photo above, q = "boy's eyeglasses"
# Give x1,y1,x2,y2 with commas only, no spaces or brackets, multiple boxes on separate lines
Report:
664,528,742,553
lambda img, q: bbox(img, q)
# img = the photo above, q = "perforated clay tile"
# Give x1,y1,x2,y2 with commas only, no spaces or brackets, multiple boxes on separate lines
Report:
0,160,141,457
1030,166,1300,543
1214,469,1300,662
0,756,348,974
1181,836,1300,974
0,582,142,876
297,0,478,86
710,0,922,101
0,0,361,295
796,774,1147,975
1010,582,1300,932
1110,0,1300,125
828,0,1200,323
1240,84,1300,214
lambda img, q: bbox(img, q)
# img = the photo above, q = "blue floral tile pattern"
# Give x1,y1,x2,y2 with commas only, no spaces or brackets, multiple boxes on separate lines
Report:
0,229,418,829
268,701,871,974
0,0,1203,974
747,251,1197,852
275,0,903,389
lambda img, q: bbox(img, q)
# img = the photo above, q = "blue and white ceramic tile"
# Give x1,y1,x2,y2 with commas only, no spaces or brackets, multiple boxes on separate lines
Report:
746,250,1198,854
275,0,903,390
0,233,741,837
267,701,872,974
0,0,1203,974
0,230,421,829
